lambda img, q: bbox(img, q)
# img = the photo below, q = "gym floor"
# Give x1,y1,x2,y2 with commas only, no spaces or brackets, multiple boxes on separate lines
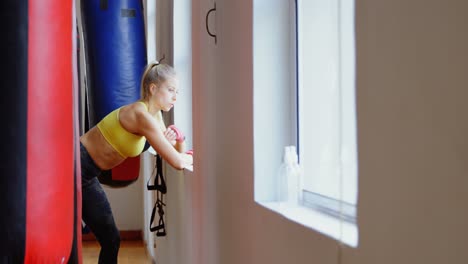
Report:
82,240,152,263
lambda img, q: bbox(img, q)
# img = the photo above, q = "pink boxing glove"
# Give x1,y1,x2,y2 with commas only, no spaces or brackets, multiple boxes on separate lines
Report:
168,125,185,143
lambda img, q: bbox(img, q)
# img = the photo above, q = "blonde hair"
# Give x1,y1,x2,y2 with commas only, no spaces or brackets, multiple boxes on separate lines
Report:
140,62,177,99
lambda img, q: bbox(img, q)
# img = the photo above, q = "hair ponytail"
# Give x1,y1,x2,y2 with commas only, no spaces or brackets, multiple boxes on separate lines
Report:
140,62,176,99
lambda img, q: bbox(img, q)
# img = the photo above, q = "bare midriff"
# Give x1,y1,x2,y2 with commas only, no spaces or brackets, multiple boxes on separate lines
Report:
80,126,126,170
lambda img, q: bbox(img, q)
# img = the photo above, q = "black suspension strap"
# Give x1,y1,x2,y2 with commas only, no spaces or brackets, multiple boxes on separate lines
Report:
147,154,167,236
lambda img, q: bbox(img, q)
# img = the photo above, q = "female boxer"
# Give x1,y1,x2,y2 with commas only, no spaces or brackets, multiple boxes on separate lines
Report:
80,62,192,263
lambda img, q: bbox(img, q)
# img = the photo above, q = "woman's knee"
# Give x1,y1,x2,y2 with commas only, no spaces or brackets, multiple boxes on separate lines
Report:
111,227,121,248
104,221,120,249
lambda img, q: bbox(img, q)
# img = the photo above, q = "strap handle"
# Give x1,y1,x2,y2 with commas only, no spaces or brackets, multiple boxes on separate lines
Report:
149,200,166,236
147,154,167,193
147,154,167,236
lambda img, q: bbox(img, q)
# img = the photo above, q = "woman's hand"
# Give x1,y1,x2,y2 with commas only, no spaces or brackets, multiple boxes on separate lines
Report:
181,153,193,168
165,125,187,152
164,127,177,145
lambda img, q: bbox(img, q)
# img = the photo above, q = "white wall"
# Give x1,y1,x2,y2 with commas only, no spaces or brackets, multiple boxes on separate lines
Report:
186,0,468,263
346,1,468,263
102,178,144,230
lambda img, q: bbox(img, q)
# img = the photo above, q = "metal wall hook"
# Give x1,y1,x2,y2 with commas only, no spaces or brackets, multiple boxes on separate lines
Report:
158,54,166,64
205,2,217,44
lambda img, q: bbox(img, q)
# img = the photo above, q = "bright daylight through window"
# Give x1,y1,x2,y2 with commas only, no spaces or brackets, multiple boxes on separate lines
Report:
253,0,358,247
297,0,358,225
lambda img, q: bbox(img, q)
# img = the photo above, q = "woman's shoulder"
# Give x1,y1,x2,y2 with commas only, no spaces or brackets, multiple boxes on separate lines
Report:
119,101,152,134
119,101,150,123
121,101,147,114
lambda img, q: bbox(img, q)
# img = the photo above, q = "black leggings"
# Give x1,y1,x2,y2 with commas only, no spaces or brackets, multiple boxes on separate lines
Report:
80,143,120,264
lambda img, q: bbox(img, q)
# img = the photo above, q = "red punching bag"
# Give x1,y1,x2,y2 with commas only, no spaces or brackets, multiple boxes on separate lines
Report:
0,0,81,263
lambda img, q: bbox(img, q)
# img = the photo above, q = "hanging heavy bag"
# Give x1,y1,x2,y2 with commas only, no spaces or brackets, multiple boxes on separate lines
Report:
81,0,147,187
0,0,81,262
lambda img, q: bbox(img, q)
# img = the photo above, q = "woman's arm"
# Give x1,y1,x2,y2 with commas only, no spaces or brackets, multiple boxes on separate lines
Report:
164,125,186,153
122,104,192,169
173,140,186,153
142,115,191,169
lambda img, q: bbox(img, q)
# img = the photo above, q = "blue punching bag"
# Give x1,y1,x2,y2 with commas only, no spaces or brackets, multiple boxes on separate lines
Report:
81,0,147,186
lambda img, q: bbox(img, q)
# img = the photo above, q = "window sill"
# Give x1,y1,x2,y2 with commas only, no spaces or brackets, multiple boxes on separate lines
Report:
257,201,358,247
146,146,193,172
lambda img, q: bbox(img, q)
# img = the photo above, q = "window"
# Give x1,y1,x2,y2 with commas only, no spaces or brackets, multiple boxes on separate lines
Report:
254,0,358,247
297,0,358,222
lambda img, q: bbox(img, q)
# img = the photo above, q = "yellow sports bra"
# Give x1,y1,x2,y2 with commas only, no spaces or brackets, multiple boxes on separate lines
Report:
96,102,147,158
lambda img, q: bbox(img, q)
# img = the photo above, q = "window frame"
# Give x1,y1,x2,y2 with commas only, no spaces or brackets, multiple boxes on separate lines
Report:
253,0,359,247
